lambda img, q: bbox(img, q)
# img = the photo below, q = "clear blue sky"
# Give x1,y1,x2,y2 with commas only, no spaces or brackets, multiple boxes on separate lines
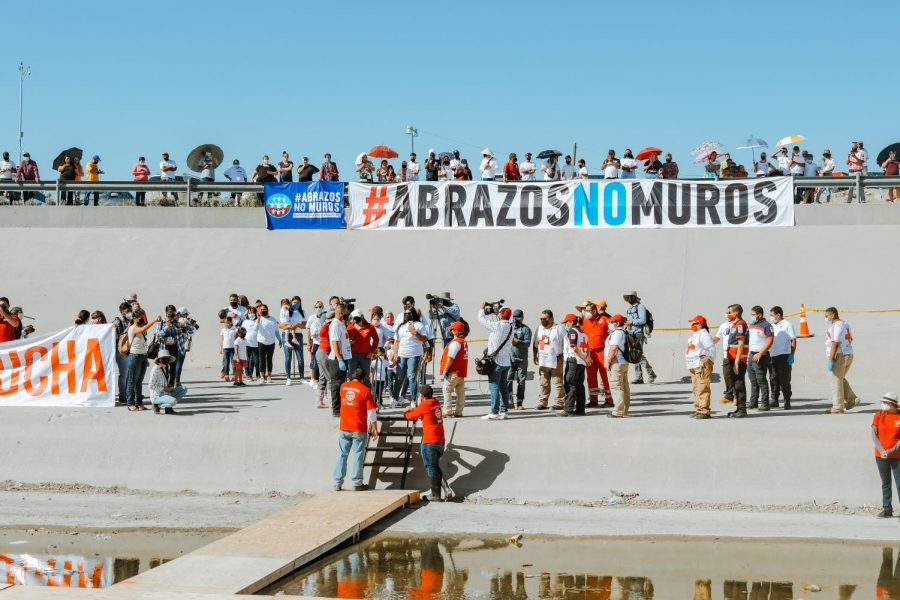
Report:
4,0,898,179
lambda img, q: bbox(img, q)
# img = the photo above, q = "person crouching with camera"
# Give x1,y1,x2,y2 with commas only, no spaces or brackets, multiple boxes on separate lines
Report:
478,303,514,420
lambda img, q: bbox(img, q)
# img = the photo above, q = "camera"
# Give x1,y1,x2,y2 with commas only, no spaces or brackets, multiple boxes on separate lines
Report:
339,297,356,313
482,299,505,315
425,293,443,307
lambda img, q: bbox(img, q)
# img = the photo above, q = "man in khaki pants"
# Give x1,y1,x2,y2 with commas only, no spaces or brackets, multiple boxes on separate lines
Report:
605,314,631,417
531,309,568,410
825,307,859,414
439,322,468,417
685,315,716,419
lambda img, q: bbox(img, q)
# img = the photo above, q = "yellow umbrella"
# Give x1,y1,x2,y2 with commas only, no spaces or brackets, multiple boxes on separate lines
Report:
775,134,806,147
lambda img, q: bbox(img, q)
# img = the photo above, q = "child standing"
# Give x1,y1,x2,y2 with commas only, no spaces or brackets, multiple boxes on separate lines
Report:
233,327,248,387
370,347,390,407
220,317,236,382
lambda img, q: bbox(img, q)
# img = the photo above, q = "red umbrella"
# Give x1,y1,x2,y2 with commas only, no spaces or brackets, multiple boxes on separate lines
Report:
368,145,399,159
635,147,662,161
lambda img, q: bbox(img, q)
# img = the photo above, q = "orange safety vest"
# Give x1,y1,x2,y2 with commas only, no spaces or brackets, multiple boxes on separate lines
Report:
440,336,468,377
582,313,610,350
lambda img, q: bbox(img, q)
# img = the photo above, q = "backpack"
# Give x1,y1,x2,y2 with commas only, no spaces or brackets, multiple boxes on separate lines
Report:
643,305,655,335
117,333,131,355
623,332,644,365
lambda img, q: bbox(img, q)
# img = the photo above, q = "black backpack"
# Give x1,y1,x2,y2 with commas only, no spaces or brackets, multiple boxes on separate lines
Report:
623,332,644,364
642,305,655,335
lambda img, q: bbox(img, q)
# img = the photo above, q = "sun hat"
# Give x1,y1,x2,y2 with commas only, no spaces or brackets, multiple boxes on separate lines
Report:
156,348,174,363
882,392,899,405
575,300,596,311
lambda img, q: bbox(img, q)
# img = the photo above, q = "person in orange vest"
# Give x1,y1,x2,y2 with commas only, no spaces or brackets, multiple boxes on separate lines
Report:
404,384,446,502
576,299,614,407
440,321,468,418
333,368,378,492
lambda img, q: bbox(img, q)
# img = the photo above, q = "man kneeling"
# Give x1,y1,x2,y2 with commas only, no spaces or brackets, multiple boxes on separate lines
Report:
404,385,447,502
149,349,187,414
334,368,379,491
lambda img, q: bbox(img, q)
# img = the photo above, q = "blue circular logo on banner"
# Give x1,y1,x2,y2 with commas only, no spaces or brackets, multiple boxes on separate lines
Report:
266,193,292,218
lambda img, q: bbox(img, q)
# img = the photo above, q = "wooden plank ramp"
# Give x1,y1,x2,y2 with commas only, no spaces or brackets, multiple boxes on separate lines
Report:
0,490,418,599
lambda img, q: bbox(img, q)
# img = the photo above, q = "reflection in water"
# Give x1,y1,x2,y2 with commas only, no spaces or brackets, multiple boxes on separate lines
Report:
267,536,892,599
1,553,174,588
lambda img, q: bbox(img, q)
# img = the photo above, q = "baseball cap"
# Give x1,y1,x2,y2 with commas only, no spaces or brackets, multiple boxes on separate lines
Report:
349,309,362,319
562,313,579,323
610,314,627,324
92,155,101,162
499,307,512,320
688,315,707,326
448,321,465,332
512,309,524,319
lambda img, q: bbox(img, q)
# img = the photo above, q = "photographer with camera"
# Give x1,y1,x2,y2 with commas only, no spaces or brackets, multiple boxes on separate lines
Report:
0,296,21,343
478,301,514,420
425,292,463,346
391,304,429,408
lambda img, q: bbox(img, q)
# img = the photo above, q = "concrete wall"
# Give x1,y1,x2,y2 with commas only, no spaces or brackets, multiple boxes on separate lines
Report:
1,204,898,384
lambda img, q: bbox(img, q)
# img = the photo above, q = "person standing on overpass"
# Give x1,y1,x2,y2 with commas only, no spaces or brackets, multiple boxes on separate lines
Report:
825,307,859,414
624,292,656,384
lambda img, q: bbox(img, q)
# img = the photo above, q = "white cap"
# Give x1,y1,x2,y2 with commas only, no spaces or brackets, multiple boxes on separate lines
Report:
482,147,493,157
349,309,363,318
177,306,189,315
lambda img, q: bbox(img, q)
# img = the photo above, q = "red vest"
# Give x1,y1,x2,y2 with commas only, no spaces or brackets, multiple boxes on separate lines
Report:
319,320,332,353
440,337,468,377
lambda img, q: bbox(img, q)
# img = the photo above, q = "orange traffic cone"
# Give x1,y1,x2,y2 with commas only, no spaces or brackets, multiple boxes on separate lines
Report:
798,304,814,338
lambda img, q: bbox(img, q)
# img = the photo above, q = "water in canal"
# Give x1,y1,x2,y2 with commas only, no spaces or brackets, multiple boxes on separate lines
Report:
263,534,900,599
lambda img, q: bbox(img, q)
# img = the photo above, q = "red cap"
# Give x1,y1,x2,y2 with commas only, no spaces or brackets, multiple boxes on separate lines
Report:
448,321,465,332
688,315,707,326
500,307,513,320
610,314,626,324
562,313,579,324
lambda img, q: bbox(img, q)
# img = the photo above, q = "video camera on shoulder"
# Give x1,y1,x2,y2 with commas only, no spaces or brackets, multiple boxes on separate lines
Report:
339,297,356,313
483,299,505,316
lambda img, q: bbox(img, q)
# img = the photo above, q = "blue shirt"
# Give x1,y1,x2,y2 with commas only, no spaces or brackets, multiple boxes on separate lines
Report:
626,303,648,335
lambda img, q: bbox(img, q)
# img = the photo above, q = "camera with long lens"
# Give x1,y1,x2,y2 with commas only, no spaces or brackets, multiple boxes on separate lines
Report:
339,297,356,313
482,299,505,315
425,293,443,308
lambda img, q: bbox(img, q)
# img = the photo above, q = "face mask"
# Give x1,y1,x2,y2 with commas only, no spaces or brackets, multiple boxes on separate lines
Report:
125,311,134,320
316,307,324,316
883,403,894,411
769,317,777,324
248,314,256,321
540,319,549,327
230,301,238,308
292,303,300,310
261,311,268,317
825,316,831,322
583,311,592,319
514,318,522,325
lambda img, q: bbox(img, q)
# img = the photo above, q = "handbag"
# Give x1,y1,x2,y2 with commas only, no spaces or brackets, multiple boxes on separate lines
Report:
474,322,513,376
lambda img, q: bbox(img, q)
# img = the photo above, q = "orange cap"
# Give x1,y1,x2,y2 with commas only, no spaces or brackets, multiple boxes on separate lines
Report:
562,313,579,324
610,314,626,324
448,321,465,332
688,315,707,326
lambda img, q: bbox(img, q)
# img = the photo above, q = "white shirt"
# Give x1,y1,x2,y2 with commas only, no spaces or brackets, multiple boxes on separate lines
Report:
777,155,791,175
0,160,16,180
225,305,247,323
478,310,513,367
407,161,420,181
789,154,805,176
159,159,177,181
520,161,537,181
394,319,427,358
541,161,559,181
803,160,818,177
533,324,567,367
685,329,715,369
308,316,322,346
605,327,627,364
620,157,638,175
564,328,587,365
603,161,620,179
754,161,771,176
220,326,236,349
771,319,796,357
224,165,247,182
715,320,732,361
819,158,835,175
256,316,278,345
480,157,498,179
280,309,307,331
559,164,577,180
371,355,390,381
438,163,452,181
234,337,248,361
329,319,352,359
375,323,393,348
857,148,868,168
578,166,589,179
241,318,259,348
825,320,853,356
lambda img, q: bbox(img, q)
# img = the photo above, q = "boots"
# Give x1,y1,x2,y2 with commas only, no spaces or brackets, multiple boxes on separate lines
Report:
429,475,443,502
783,398,792,410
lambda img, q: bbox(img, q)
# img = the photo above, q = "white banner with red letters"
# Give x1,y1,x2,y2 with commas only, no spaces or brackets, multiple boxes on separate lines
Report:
347,178,794,229
0,325,116,407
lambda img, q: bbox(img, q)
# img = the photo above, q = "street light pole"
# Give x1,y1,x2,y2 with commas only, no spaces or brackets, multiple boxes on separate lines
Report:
405,125,418,156
17,62,31,162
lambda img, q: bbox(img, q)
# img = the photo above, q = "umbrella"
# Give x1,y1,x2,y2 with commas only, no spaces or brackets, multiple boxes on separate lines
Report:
693,149,722,164
635,147,662,161
691,141,724,156
186,144,224,172
368,145,398,159
775,134,806,147
876,142,900,165
736,136,768,162
536,149,563,159
52,147,83,170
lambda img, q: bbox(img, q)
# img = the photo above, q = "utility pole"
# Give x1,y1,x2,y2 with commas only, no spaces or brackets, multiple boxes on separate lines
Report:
405,125,418,156
17,62,31,162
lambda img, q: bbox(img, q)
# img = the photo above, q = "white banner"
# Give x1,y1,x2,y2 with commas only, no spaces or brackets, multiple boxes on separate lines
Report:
0,325,116,407
348,178,794,230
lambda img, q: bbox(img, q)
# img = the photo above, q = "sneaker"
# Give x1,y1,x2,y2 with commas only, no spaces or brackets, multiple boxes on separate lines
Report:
152,404,161,414
695,413,711,420
389,400,398,409
608,412,625,418
333,483,342,491
630,378,644,385
728,411,747,418
536,405,549,410
846,398,860,410
498,412,508,420
352,484,369,492
285,378,292,387
220,373,225,380
825,408,845,414
877,509,893,518
556,411,570,417
481,413,500,420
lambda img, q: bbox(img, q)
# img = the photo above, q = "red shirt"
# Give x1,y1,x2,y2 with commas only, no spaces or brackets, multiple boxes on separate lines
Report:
503,161,521,181
339,380,376,433
582,313,610,350
404,397,445,444
318,320,332,353
0,320,16,343
873,411,900,459
348,322,378,355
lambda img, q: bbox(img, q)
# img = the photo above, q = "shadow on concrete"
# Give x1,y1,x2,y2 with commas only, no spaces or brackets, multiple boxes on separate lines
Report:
442,444,510,500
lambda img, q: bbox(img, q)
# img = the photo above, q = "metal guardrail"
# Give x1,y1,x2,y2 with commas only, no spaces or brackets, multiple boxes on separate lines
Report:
1,176,899,206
